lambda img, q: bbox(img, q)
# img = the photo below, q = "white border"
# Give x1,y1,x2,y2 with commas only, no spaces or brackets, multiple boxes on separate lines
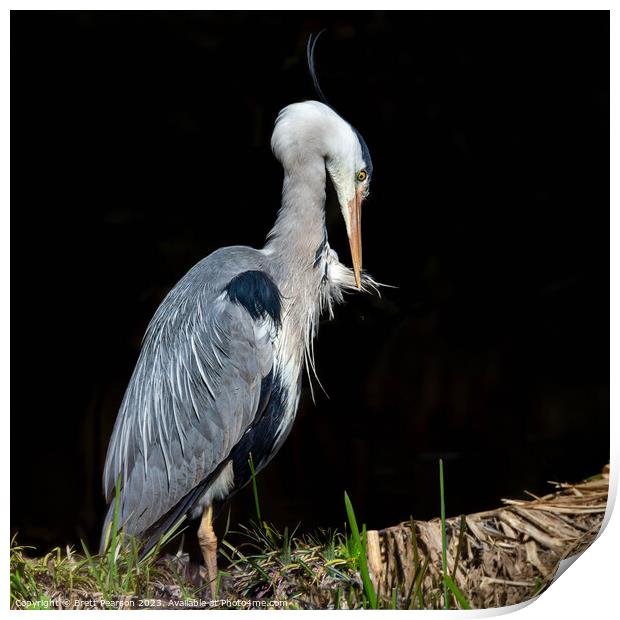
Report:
3,3,614,617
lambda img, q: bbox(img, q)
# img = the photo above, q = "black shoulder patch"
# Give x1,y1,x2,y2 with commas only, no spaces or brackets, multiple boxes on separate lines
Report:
225,270,282,327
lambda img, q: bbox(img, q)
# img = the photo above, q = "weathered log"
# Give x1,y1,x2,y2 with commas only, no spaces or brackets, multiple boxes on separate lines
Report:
366,465,609,609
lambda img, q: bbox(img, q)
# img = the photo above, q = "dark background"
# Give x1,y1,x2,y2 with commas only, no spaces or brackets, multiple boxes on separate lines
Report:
11,11,609,554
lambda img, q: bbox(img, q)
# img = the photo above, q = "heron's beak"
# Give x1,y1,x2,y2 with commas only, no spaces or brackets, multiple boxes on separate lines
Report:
346,188,364,289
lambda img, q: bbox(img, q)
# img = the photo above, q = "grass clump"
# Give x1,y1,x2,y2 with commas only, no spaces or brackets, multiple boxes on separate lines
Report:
217,466,462,609
10,478,198,610
9,459,465,610
10,534,201,610
12,461,604,609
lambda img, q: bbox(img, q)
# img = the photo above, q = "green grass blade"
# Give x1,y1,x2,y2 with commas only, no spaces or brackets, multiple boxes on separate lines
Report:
222,506,232,540
141,515,188,564
248,453,262,526
344,491,377,609
439,459,448,609
443,575,471,609
335,587,342,610
343,492,361,554
412,556,430,609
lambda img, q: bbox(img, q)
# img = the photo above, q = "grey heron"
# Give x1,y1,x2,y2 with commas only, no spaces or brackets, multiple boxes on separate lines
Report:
101,35,376,597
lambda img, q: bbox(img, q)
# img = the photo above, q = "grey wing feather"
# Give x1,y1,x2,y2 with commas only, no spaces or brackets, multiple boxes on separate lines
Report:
102,257,274,540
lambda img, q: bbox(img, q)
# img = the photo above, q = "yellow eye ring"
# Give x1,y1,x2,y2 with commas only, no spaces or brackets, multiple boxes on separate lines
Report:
357,170,367,182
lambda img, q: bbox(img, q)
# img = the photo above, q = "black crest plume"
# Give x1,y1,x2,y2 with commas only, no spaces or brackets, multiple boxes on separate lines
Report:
306,30,330,106
306,30,373,177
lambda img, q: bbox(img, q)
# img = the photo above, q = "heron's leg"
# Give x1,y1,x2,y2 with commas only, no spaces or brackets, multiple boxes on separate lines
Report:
197,505,218,599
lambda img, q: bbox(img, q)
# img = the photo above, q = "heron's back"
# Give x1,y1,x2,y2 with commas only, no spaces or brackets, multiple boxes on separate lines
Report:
101,245,302,549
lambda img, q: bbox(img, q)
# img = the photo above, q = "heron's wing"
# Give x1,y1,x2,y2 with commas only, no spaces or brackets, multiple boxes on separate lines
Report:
102,267,279,540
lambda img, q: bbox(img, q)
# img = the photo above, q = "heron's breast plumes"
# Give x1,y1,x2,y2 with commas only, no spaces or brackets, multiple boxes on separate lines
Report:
281,245,380,401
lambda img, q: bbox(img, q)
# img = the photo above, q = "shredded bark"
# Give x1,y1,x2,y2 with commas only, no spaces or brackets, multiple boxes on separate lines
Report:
366,465,609,608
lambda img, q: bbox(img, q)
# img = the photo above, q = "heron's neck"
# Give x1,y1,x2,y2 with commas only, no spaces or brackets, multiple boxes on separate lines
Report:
264,158,327,294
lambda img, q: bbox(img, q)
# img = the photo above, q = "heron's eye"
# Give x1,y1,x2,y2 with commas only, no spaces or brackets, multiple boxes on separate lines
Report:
357,169,367,183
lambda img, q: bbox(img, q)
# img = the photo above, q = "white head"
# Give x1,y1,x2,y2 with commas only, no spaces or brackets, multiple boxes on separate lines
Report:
271,100,372,287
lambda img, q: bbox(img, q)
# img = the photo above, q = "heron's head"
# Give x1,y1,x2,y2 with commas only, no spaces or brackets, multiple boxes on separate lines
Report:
271,100,372,288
